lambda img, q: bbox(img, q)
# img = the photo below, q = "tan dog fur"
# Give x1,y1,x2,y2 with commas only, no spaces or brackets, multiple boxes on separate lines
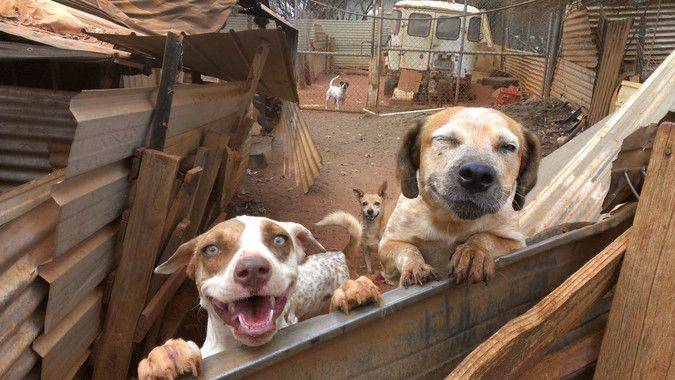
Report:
379,107,541,287
352,181,388,273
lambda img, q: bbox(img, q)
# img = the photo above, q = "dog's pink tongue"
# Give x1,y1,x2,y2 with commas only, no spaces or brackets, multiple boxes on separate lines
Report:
233,296,274,326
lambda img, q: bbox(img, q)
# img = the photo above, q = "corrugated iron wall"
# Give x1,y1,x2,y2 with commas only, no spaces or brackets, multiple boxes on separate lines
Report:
0,86,76,192
561,6,598,69
503,51,546,97
587,2,675,67
551,57,596,109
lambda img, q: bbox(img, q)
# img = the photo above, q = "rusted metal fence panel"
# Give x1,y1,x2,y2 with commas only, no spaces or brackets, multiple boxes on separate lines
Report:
503,50,546,97
551,57,596,109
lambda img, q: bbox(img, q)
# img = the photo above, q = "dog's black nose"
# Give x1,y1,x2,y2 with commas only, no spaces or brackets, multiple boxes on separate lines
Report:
234,256,271,289
367,209,374,215
458,162,496,192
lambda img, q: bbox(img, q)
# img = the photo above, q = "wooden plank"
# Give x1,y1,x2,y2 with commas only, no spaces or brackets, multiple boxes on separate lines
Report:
595,123,675,379
187,130,227,237
520,327,604,380
447,230,629,379
67,83,242,178
133,271,187,342
0,168,64,226
146,218,190,303
163,115,236,158
92,149,180,380
33,290,102,380
51,161,129,256
161,166,203,244
39,225,116,333
588,17,633,125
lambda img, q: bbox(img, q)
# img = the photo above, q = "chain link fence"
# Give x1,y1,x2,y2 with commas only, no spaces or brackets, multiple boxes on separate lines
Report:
376,1,558,111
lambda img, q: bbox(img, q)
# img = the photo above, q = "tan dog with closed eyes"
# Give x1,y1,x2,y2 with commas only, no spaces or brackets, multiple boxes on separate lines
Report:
379,107,541,287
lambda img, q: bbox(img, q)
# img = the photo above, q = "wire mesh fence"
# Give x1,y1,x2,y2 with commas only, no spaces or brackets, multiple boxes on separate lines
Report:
376,1,557,111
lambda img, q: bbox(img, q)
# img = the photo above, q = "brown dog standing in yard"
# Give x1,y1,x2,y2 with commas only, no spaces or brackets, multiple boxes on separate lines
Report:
379,107,541,287
352,181,388,274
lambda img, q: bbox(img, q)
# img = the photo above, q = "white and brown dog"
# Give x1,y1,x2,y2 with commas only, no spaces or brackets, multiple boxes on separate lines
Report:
325,75,349,111
138,215,380,379
379,107,541,287
352,181,388,274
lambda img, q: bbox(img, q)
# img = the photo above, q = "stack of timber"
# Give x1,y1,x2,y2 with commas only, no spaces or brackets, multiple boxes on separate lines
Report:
449,121,675,379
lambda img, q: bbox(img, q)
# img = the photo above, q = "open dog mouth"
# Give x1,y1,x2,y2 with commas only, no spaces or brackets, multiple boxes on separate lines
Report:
364,213,378,221
210,291,288,339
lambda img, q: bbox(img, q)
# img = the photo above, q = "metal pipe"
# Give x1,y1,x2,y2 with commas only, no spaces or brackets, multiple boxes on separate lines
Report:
454,0,468,105
380,48,545,57
542,5,563,98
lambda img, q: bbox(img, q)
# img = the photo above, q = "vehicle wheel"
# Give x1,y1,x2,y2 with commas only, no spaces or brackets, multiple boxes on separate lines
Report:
384,75,399,96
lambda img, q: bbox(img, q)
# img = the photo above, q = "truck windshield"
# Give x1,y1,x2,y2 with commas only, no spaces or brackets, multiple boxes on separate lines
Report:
468,16,481,42
392,10,402,34
408,13,431,37
436,16,460,40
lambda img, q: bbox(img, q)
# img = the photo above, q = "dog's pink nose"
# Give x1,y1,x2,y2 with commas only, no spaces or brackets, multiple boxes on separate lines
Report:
234,255,271,289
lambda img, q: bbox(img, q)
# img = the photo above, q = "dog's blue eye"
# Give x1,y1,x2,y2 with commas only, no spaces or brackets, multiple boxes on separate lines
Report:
273,235,287,246
501,143,517,152
203,245,220,255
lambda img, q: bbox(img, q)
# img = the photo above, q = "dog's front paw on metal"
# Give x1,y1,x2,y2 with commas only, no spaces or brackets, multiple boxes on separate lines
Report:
449,243,495,285
330,276,382,314
399,262,440,288
138,338,202,380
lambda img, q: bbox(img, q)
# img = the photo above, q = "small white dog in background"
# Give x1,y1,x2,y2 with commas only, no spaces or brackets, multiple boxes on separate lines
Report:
325,75,349,110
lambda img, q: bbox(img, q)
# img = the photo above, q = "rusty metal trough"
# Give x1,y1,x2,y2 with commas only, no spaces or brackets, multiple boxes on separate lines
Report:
193,203,634,379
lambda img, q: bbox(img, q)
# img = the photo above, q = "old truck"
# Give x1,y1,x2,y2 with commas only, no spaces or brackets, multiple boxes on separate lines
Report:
383,0,485,102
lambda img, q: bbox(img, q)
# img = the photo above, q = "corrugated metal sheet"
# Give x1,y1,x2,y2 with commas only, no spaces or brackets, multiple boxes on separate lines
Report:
561,6,598,69
0,86,76,192
551,57,596,109
587,3,675,66
503,50,545,97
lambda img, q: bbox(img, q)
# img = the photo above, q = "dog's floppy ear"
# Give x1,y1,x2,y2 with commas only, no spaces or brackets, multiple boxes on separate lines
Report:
378,181,388,198
397,119,424,198
513,129,541,210
155,238,198,275
352,188,364,199
283,222,326,257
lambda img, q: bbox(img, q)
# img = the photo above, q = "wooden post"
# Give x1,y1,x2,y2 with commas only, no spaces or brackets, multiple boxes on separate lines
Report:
228,36,271,149
594,123,675,380
587,17,632,125
92,149,180,380
447,230,630,379
146,32,184,151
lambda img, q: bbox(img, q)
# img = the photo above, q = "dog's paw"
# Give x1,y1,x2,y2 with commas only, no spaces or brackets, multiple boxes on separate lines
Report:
399,262,440,288
330,276,382,314
137,338,202,380
449,242,495,284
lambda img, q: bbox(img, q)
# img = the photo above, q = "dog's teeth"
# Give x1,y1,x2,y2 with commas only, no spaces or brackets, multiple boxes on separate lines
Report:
228,303,235,313
269,296,275,305
267,309,274,323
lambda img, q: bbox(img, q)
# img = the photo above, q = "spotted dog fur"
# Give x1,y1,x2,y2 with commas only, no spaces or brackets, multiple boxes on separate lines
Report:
138,215,379,380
